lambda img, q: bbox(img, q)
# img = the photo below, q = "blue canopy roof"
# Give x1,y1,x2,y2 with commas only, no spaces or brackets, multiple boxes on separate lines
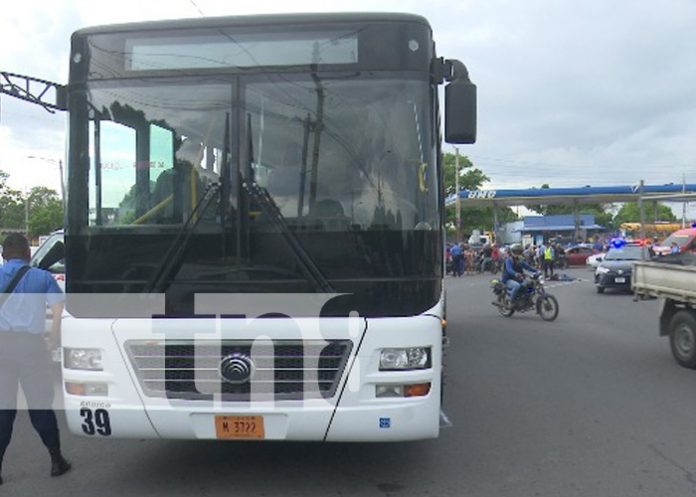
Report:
516,224,604,232
513,214,604,232
445,183,696,207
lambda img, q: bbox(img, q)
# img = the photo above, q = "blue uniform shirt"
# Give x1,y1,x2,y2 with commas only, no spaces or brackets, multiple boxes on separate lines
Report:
0,259,64,334
502,257,536,283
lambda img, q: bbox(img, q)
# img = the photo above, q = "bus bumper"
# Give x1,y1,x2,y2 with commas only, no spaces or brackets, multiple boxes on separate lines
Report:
62,315,442,441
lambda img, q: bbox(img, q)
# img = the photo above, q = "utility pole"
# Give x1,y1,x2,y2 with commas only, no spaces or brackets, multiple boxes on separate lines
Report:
24,188,29,236
638,179,646,242
683,173,687,229
455,147,461,242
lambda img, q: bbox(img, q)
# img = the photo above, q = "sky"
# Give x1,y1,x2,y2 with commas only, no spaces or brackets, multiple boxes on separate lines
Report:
1,0,695,217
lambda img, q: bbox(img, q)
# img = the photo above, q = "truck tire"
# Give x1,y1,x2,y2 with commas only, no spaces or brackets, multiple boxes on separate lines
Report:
669,310,696,369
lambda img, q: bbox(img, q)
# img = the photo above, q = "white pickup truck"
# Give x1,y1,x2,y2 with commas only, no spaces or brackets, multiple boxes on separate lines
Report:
633,255,696,368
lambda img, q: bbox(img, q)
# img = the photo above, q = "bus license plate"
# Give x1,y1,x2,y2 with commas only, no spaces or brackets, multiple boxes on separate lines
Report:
215,415,265,439
615,277,626,283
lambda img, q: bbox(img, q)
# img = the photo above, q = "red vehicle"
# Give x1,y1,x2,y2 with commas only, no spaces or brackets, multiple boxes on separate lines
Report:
563,245,598,266
654,228,696,256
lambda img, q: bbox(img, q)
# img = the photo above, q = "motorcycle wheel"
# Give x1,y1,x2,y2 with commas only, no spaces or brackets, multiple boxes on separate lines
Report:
537,294,559,322
497,296,515,317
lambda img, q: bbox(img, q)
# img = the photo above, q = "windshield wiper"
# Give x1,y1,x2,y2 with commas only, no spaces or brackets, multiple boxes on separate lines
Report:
143,181,221,293
243,112,334,293
242,180,335,293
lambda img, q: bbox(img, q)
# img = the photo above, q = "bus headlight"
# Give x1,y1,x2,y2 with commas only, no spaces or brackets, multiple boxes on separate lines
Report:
64,348,103,371
379,347,431,371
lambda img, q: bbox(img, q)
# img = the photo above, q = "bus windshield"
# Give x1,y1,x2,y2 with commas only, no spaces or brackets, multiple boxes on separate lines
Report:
67,74,441,316
83,76,436,230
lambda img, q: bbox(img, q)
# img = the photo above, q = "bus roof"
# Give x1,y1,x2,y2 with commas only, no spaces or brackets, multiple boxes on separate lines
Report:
73,12,431,37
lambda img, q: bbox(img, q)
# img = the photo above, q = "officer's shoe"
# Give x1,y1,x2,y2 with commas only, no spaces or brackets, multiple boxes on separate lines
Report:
48,448,72,477
51,457,71,477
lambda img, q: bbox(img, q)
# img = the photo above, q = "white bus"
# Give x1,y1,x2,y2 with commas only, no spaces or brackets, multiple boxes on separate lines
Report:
39,13,476,441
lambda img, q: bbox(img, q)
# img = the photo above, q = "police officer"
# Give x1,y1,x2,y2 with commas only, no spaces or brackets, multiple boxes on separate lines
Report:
0,234,71,484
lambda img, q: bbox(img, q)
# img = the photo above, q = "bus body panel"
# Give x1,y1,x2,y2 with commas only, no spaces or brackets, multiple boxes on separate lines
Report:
62,315,442,441
326,314,441,441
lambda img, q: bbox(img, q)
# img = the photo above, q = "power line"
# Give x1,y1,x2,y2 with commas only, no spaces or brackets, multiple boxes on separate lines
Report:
188,0,205,16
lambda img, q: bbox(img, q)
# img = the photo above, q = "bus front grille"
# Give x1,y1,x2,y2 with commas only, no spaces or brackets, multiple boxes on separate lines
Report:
125,340,353,401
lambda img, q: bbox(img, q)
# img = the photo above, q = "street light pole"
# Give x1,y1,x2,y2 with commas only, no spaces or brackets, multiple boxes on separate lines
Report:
455,147,461,242
58,159,65,206
24,188,29,235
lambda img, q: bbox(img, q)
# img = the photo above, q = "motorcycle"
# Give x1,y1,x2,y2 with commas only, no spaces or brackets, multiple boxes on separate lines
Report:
478,256,501,274
490,273,559,321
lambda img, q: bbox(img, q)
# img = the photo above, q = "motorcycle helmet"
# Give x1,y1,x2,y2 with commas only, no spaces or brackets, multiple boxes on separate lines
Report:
510,243,523,257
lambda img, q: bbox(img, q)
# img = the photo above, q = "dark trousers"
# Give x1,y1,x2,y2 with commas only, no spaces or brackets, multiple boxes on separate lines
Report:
543,259,554,277
0,333,60,464
452,255,463,276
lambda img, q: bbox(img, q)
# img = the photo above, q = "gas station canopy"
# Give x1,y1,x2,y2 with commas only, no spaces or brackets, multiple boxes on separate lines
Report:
445,183,696,207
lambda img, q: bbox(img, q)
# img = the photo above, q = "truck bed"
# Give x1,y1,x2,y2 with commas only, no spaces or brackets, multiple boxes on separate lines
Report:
633,261,696,304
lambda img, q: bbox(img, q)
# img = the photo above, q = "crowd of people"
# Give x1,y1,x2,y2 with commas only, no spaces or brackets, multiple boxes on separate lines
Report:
446,239,573,279
446,242,502,277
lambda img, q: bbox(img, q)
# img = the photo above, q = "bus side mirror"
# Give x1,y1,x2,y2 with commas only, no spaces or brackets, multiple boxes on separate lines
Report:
444,60,477,144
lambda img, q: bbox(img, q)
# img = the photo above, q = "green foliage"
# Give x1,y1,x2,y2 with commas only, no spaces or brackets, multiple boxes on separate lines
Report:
0,171,63,237
443,153,518,236
614,202,676,226
525,183,614,229
0,170,25,229
26,186,63,238
443,153,488,195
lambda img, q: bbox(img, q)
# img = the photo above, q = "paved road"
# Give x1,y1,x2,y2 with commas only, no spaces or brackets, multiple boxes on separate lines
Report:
3,268,696,496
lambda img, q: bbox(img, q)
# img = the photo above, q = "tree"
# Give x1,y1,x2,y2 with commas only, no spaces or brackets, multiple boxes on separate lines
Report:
442,153,517,236
525,183,614,229
0,170,25,229
26,186,63,238
614,202,676,226
443,154,488,195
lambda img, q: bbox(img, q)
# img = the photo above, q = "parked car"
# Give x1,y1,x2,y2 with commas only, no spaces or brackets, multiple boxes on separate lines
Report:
564,245,598,266
586,252,606,269
595,243,650,293
30,229,65,289
653,227,696,256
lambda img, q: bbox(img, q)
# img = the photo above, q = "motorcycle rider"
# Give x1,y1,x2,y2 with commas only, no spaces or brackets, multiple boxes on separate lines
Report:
502,243,539,307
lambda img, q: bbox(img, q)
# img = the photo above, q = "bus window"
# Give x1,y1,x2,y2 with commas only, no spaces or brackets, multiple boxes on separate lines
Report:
100,121,137,225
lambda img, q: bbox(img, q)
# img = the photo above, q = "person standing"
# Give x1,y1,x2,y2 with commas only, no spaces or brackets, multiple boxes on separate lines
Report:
543,243,555,278
464,245,475,275
536,243,545,269
491,244,501,272
554,242,566,269
449,242,463,277
0,234,71,485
